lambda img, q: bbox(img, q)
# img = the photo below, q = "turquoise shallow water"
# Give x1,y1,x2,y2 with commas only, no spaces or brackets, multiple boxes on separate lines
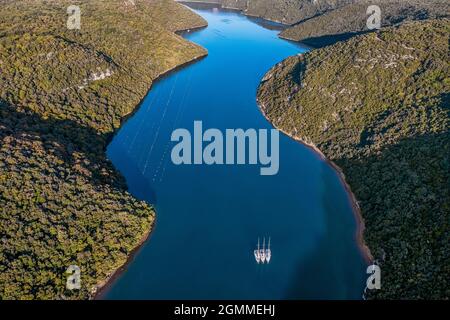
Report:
104,7,367,299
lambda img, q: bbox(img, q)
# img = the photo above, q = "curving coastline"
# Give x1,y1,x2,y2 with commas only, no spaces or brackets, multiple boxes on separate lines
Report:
93,49,208,299
92,222,154,299
255,19,450,298
256,95,373,265
98,6,372,299
89,7,209,299
96,5,372,300
0,0,209,300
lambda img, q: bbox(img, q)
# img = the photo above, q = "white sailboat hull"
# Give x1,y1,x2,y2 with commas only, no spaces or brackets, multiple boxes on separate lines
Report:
259,249,266,263
254,250,261,263
265,249,271,263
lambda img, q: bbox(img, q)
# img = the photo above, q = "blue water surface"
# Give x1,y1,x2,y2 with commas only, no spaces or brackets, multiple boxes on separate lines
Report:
104,7,367,300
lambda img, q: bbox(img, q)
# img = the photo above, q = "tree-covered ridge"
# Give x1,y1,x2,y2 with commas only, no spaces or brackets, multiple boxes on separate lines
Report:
280,0,450,46
257,20,449,299
187,0,355,25
187,0,450,49
0,0,207,299
0,103,155,299
1,0,207,132
237,0,355,25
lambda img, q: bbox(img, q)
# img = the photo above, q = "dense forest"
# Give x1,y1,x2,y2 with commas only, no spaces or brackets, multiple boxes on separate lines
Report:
0,0,207,299
186,0,355,24
188,0,450,47
279,0,450,46
257,20,449,299
2,0,449,300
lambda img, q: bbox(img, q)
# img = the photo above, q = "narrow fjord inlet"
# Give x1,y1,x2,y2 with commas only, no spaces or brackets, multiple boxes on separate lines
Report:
103,7,367,299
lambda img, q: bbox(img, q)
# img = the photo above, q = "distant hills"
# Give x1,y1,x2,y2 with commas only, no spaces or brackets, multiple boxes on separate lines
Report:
280,0,450,46
183,0,355,24
184,0,450,47
221,0,355,24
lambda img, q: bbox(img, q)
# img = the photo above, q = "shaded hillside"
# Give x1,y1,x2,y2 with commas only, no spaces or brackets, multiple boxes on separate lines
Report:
280,0,450,46
185,0,355,25
257,20,449,299
242,0,356,25
0,0,207,299
185,0,450,47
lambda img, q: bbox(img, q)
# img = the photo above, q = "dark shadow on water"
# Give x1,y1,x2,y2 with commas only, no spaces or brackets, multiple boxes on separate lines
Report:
284,162,366,300
109,147,157,204
297,31,372,48
283,87,449,299
284,88,449,299
246,16,289,31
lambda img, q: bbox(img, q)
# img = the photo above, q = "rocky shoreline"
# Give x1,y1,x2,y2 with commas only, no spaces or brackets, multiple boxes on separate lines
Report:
255,20,450,298
256,96,374,265
92,50,208,299
0,0,208,300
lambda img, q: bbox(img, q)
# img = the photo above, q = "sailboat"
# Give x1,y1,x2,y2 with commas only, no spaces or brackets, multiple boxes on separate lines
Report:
260,237,267,263
254,238,261,264
265,237,271,263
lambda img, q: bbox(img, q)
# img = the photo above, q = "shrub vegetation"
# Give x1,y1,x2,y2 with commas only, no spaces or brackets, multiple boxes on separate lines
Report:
257,20,449,299
0,0,207,299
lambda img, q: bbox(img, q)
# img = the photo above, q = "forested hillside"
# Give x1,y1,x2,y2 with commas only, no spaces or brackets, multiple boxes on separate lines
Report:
257,20,450,299
280,0,450,46
187,0,355,24
239,0,355,24
0,0,207,299
185,0,450,48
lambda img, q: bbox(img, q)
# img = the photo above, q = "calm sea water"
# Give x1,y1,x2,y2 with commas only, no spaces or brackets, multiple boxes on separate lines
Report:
104,7,367,299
